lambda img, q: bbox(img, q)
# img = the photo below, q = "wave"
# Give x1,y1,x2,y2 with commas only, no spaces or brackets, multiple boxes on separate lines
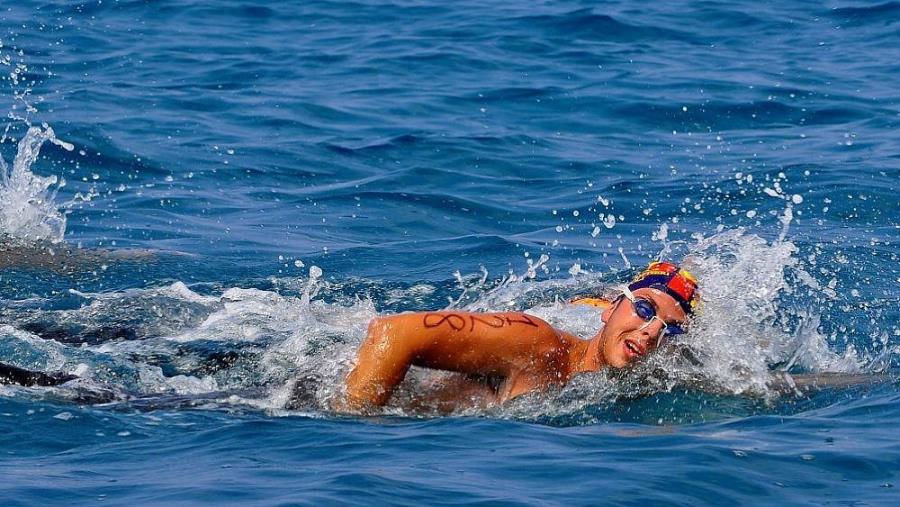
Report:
516,9,698,44
829,2,900,23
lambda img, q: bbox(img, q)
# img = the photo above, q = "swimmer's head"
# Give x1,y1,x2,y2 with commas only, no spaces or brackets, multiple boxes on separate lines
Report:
571,261,700,315
594,261,700,368
627,261,699,316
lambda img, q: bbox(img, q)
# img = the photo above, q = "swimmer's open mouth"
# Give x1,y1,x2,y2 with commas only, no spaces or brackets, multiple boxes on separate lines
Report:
624,339,646,358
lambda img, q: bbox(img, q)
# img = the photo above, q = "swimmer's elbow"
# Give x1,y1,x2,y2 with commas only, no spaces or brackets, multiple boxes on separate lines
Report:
365,315,421,355
366,315,391,339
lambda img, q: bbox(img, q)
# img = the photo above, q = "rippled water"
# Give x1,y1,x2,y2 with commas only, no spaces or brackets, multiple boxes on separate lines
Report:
1,1,898,504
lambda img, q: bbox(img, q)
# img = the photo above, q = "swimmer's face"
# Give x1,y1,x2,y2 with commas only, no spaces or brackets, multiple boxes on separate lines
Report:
598,287,688,368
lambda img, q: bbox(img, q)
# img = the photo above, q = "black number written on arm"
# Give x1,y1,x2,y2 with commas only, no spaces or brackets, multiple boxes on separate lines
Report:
422,313,540,332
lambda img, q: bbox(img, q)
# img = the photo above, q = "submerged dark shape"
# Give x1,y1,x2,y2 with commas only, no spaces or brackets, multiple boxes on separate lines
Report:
0,238,157,274
0,361,77,387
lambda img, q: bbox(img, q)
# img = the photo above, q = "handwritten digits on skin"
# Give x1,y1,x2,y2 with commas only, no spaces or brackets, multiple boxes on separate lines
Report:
503,315,538,328
469,315,506,331
423,313,467,331
422,313,539,331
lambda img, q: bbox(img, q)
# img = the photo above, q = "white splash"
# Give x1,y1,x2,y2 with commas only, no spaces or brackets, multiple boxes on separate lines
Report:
0,229,879,420
675,229,863,396
0,125,74,243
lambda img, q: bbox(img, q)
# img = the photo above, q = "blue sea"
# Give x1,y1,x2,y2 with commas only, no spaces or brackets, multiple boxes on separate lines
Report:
1,0,898,504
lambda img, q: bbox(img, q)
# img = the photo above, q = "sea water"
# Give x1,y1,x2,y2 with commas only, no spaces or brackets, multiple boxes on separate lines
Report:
1,1,898,505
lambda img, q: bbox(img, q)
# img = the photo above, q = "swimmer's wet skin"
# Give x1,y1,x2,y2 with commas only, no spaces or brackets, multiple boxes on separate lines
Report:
342,261,699,411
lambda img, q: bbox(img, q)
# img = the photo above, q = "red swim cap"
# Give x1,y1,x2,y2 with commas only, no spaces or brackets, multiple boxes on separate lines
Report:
628,261,699,315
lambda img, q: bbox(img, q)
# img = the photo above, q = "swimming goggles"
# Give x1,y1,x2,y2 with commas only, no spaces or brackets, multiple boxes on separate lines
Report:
619,286,687,340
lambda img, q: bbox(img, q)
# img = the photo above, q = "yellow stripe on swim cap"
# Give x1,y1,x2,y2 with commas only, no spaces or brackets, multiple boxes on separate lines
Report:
570,296,612,309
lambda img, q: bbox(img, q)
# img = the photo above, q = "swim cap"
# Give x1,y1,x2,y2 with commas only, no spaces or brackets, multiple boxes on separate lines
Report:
628,261,699,315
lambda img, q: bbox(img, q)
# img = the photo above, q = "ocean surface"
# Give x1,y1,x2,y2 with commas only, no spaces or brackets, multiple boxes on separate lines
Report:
1,0,898,504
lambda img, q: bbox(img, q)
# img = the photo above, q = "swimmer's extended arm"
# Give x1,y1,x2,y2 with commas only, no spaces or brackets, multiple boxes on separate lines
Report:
0,243,156,274
769,371,889,395
343,311,565,409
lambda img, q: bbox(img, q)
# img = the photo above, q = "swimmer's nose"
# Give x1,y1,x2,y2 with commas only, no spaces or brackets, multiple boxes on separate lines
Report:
638,318,666,347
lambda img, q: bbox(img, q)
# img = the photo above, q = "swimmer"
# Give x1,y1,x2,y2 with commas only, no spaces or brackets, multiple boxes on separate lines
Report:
342,261,699,411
